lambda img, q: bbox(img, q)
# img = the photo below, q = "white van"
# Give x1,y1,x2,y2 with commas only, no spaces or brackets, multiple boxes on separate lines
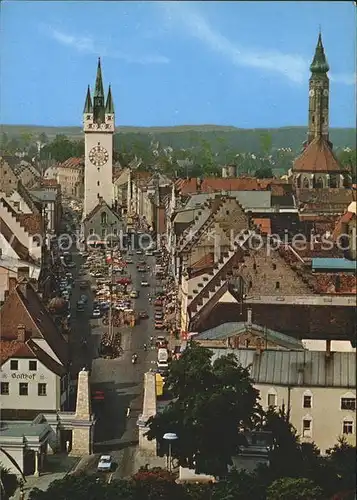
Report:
157,348,168,363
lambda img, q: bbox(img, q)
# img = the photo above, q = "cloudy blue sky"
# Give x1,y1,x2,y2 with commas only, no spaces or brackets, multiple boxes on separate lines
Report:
0,1,355,128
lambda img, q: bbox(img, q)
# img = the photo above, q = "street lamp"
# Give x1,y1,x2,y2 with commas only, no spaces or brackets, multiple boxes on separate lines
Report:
163,432,178,472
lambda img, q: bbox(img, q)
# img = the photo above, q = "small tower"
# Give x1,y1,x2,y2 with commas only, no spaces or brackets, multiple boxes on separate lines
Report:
307,32,331,146
83,58,115,217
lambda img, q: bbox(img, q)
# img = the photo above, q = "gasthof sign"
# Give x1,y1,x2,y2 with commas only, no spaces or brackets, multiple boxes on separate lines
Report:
11,373,36,380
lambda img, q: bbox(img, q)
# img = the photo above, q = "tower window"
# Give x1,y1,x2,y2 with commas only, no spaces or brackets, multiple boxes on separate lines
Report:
101,212,107,225
275,281,280,290
97,181,100,186
86,115,91,120
312,116,315,124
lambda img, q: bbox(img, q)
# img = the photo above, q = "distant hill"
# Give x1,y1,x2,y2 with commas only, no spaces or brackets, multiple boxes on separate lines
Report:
1,124,355,153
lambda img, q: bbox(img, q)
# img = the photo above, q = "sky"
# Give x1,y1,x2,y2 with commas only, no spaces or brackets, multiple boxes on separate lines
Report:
0,1,356,128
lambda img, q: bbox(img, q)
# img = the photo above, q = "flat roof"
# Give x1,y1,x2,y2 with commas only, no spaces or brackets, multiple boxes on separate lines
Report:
312,258,356,271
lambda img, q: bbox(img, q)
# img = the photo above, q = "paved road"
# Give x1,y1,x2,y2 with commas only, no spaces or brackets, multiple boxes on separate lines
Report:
84,250,163,477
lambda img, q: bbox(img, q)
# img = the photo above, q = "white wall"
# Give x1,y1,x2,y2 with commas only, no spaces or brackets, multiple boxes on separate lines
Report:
0,358,59,411
256,384,356,453
84,131,114,217
32,339,62,365
8,191,33,214
0,445,24,476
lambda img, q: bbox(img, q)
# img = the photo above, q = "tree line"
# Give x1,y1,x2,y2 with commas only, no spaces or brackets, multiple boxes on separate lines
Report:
1,131,355,181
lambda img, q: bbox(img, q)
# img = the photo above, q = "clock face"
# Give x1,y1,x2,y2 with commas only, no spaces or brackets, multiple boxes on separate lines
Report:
89,145,109,166
323,89,329,97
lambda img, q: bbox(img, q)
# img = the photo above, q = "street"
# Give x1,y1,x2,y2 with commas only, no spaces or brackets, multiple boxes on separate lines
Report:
68,245,162,478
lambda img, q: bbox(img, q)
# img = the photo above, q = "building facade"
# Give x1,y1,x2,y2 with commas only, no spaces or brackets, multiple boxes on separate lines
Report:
83,58,115,218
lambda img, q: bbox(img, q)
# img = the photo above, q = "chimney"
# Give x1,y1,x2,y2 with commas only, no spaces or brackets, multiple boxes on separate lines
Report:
17,324,26,342
326,339,332,358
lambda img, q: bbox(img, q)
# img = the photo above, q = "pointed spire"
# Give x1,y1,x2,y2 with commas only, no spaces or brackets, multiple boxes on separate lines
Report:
94,57,104,98
310,32,329,74
105,85,114,113
83,85,93,113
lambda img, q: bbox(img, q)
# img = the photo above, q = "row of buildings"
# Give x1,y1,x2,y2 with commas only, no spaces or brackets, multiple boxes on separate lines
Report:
125,35,357,454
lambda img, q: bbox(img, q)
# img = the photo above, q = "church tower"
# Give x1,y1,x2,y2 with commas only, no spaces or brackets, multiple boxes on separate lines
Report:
307,33,331,146
83,58,115,217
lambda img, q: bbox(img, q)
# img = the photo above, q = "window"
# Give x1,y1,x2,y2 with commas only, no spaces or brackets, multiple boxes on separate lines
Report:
97,181,100,186
38,383,47,396
303,395,312,408
268,393,276,407
113,228,117,236
342,420,354,435
275,281,280,290
302,419,312,437
89,229,94,235
341,398,356,411
101,212,107,225
10,360,18,371
0,382,9,395
101,229,106,239
29,360,37,371
19,383,28,396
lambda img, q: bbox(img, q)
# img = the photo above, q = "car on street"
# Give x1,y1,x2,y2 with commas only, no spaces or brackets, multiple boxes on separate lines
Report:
139,310,149,319
97,455,112,472
155,312,163,320
79,281,88,289
157,361,169,374
92,308,102,319
154,299,163,306
80,294,88,304
140,280,149,287
76,300,85,312
138,266,146,273
155,321,164,330
145,250,153,256
78,269,86,276
126,258,133,264
66,262,76,269
130,290,139,298
136,249,143,255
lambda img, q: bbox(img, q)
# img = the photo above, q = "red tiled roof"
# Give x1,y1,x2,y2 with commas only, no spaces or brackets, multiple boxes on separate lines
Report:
253,218,271,235
17,214,43,236
175,177,269,194
0,340,33,365
59,157,84,169
293,137,346,173
1,281,68,366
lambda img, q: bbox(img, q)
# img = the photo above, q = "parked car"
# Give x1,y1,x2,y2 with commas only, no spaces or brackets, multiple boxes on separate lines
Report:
79,281,88,289
76,300,85,312
126,258,133,264
97,455,112,472
141,280,149,287
136,249,143,255
92,308,102,319
139,310,149,319
155,312,163,320
155,321,164,330
130,290,139,299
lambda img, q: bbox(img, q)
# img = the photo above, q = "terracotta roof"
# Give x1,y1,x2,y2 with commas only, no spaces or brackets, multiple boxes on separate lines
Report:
253,218,271,235
0,280,68,366
175,177,268,195
133,171,152,180
0,338,66,376
0,340,33,364
39,179,58,187
59,157,84,169
293,137,347,173
17,214,43,236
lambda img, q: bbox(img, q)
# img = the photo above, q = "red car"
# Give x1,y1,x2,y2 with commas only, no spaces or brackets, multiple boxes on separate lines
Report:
154,299,163,306
117,277,131,285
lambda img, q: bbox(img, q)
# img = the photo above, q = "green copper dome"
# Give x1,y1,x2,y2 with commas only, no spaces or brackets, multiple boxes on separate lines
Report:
310,33,329,74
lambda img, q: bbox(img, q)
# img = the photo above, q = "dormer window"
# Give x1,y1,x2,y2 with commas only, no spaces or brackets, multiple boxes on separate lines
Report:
86,115,91,120
107,115,112,121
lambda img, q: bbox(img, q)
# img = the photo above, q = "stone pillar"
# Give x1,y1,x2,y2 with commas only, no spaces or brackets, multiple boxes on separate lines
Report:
71,368,94,456
139,372,157,455
34,451,40,477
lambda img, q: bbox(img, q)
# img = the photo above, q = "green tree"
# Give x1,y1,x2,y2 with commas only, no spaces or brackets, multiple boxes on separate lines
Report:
0,132,8,150
254,166,274,178
326,438,357,495
146,344,260,477
0,466,19,500
131,466,187,500
267,477,323,500
38,132,49,145
42,135,74,163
